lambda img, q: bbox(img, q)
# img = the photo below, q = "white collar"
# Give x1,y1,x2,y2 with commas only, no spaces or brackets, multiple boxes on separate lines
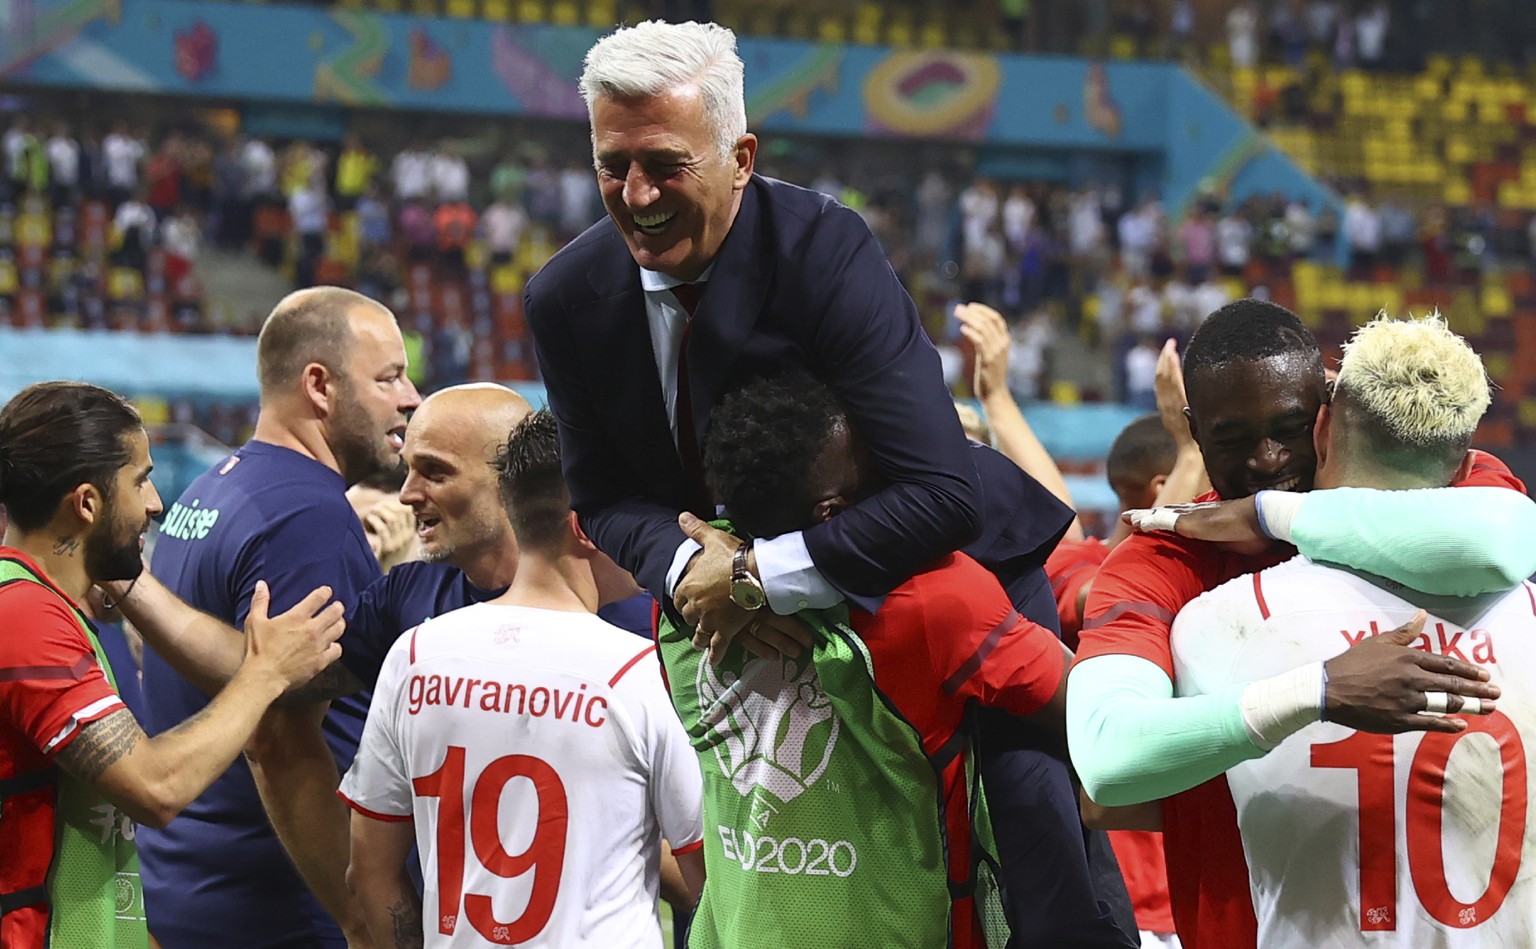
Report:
639,261,717,292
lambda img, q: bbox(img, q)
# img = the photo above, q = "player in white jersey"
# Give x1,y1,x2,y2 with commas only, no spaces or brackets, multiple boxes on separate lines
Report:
341,411,705,948
1169,313,1535,948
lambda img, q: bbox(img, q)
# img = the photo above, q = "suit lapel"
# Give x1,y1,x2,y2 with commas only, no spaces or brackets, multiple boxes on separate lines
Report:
686,179,775,441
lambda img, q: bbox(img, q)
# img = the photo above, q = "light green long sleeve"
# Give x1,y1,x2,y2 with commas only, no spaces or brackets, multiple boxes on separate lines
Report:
1068,654,1265,807
1289,486,1536,596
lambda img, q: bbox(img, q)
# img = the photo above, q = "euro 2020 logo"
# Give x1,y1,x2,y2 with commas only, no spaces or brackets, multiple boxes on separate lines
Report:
696,652,839,808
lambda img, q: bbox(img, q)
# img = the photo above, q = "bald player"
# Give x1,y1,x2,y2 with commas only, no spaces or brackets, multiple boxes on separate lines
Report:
114,383,537,934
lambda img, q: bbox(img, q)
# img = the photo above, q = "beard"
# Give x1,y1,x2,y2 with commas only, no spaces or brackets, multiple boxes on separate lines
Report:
330,388,395,486
85,503,145,583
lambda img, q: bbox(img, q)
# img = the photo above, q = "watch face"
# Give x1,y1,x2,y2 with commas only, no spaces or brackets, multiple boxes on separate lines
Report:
731,579,767,610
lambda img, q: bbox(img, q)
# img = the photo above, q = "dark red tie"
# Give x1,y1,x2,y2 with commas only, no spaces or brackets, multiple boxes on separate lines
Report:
670,283,711,515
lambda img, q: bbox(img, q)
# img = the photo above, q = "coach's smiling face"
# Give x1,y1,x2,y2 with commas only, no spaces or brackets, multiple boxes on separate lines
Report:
591,85,756,283
1185,354,1328,501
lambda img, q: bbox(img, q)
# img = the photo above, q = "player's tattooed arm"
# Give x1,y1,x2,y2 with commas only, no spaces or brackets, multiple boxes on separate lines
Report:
274,659,365,706
54,708,144,782
388,893,424,949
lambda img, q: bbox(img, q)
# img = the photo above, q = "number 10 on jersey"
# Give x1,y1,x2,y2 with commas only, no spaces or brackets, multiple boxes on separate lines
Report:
1311,711,1527,932
414,745,569,944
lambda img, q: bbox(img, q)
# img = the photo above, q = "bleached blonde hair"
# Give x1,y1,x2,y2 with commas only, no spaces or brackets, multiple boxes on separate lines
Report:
578,20,747,162
1334,311,1490,457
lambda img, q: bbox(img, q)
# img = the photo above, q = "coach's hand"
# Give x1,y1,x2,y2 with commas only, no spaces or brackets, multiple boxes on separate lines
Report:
1123,496,1275,555
1322,610,1500,735
674,513,814,665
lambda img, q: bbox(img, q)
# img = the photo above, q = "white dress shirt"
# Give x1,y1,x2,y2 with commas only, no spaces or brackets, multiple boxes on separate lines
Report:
638,265,842,615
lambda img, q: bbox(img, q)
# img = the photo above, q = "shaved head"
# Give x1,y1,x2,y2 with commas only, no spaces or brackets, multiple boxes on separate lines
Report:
411,385,534,462
400,385,532,573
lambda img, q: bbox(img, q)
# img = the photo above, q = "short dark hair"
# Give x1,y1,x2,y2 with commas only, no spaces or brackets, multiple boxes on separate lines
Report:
704,372,844,539
1183,299,1324,387
494,410,569,550
256,287,376,394
1106,414,1177,490
0,382,142,531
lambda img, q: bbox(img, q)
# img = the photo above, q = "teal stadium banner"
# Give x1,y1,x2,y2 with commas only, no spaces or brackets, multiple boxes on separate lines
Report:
1,0,1334,217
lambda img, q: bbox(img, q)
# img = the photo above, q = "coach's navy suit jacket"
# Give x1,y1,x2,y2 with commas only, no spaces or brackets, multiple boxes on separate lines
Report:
526,174,1073,608
528,175,1132,945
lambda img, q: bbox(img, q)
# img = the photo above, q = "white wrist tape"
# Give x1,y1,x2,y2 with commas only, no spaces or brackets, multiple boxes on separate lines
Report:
1240,661,1326,751
1127,507,1182,533
1255,490,1305,542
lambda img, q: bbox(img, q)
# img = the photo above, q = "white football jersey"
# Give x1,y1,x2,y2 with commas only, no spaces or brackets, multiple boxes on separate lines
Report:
341,603,703,948
1171,558,1536,948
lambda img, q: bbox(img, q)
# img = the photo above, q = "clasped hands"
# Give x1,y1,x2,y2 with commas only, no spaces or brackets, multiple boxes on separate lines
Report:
672,512,815,665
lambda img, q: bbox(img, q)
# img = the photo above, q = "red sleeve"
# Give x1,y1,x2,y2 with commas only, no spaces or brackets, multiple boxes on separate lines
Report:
1075,530,1223,681
1044,538,1110,648
912,554,1066,717
1456,449,1527,491
0,584,125,757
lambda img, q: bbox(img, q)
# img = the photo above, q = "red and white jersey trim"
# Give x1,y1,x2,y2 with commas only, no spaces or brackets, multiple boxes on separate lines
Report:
41,694,124,754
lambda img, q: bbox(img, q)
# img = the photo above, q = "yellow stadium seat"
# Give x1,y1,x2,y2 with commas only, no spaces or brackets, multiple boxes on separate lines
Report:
1444,180,1472,204
1050,380,1081,405
444,0,475,17
491,265,525,296
1347,284,1378,313
1379,287,1404,316
886,19,913,47
133,396,169,426
482,0,511,18
1518,399,1536,429
410,0,438,14
1110,35,1137,60
1484,285,1513,317
584,0,616,26
549,0,578,24
516,0,546,21
918,20,947,50
818,15,848,43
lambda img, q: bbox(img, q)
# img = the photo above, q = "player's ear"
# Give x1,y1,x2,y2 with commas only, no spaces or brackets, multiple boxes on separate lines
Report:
1450,450,1476,486
811,495,850,525
301,361,333,417
569,510,597,551
1312,403,1332,468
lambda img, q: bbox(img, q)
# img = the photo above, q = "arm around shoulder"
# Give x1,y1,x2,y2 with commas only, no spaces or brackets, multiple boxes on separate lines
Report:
1289,485,1536,595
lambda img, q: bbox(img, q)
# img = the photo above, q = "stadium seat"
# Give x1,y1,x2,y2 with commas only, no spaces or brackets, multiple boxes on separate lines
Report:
584,0,617,27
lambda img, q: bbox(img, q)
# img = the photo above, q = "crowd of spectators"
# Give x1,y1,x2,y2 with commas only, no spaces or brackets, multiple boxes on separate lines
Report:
8,108,1536,433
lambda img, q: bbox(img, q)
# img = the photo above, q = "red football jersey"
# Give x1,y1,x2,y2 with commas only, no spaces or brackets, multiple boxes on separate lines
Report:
1074,451,1527,948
